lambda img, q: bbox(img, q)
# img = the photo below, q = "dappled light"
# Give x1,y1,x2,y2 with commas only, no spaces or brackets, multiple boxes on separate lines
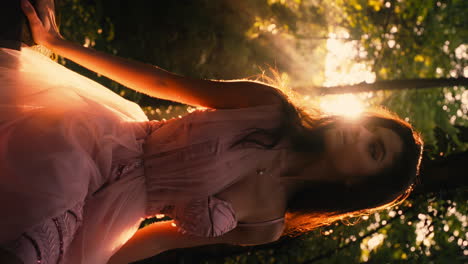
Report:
323,31,376,87
318,30,370,119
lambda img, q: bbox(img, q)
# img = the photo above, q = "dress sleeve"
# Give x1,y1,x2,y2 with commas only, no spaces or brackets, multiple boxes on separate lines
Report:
172,196,237,237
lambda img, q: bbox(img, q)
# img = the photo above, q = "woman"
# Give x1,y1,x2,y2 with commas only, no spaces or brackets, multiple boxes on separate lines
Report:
0,0,423,263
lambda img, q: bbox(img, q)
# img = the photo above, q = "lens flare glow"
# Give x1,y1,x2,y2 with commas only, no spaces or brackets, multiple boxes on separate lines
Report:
318,30,373,119
320,94,364,119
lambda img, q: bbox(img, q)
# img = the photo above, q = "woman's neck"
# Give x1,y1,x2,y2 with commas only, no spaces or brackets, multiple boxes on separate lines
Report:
279,151,335,200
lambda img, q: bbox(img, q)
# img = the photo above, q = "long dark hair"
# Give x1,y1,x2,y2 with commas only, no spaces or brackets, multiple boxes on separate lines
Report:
231,87,423,237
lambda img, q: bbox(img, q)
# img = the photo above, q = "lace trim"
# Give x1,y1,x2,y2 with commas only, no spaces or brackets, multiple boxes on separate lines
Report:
114,160,143,180
207,197,215,237
22,233,42,263
173,198,209,236
3,202,83,264
52,218,64,264
173,197,237,237
93,159,144,196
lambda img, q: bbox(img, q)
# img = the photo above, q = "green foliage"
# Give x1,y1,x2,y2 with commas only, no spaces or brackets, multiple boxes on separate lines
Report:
193,190,467,264
57,0,328,103
336,0,468,154
380,86,468,157
58,0,113,45
340,0,467,79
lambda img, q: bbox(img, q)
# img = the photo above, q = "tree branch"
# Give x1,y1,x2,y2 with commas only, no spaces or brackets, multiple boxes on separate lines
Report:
293,77,468,95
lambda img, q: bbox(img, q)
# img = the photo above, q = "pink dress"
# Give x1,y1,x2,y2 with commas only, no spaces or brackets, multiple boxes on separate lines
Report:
0,47,285,264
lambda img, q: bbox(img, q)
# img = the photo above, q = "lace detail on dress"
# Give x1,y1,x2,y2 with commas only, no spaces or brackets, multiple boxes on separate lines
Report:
93,159,144,196
3,202,84,264
112,160,144,181
172,196,237,237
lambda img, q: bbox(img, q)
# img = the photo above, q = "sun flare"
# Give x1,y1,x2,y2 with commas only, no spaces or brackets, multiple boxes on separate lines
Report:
320,94,364,119
317,30,374,119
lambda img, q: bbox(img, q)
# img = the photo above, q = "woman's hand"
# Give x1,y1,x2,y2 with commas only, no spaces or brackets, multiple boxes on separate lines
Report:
21,0,63,47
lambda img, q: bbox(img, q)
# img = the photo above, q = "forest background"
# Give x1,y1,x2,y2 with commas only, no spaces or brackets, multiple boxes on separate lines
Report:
47,0,467,263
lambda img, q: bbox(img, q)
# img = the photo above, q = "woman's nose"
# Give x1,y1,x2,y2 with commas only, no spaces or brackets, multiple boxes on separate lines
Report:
342,125,361,144
347,125,372,144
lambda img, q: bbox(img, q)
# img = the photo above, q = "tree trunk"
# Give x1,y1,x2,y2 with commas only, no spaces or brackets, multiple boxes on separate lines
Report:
414,125,468,194
415,151,468,195
136,77,468,107
294,77,468,95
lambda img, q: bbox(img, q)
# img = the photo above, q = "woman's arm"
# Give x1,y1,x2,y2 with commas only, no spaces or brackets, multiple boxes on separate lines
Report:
107,220,281,264
43,38,280,109
21,0,281,109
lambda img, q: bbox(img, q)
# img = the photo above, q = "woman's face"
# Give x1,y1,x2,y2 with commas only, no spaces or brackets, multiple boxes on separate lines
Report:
322,122,404,183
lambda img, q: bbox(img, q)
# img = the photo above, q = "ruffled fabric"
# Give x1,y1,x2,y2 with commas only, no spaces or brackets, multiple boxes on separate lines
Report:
0,46,150,263
64,159,147,264
1,46,287,263
3,201,84,264
143,104,285,204
143,104,287,238
0,46,151,244
169,196,237,237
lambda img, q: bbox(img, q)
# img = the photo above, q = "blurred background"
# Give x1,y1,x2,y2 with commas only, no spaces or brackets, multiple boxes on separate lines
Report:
51,0,467,263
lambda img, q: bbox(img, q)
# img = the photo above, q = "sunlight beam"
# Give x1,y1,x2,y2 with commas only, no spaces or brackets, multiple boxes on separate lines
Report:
318,30,373,119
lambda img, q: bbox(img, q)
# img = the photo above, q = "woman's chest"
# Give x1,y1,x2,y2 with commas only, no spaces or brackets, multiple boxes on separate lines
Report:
213,152,287,223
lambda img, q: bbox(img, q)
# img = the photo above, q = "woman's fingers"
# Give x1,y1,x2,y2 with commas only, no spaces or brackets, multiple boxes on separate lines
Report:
21,0,44,28
21,0,63,46
21,0,51,45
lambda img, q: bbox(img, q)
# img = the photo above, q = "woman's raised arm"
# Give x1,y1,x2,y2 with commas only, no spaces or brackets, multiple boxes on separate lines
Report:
21,0,281,109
